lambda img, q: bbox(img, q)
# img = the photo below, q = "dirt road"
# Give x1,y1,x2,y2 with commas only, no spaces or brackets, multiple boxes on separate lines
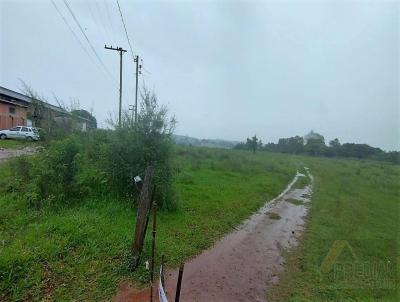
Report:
114,169,313,302
0,146,39,162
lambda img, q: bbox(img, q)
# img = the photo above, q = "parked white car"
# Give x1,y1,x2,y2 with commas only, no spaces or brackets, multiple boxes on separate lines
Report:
0,126,40,141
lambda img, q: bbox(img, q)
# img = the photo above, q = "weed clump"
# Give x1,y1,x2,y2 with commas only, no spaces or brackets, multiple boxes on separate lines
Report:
286,199,304,206
268,212,281,220
292,176,309,189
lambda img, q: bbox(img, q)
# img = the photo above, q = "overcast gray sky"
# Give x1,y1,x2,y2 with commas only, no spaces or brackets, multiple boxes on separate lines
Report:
1,0,398,150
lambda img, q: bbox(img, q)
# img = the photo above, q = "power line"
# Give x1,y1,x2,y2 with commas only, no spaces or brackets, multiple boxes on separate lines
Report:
50,0,99,68
86,1,114,51
85,2,102,35
116,0,134,59
84,1,117,61
103,0,117,42
94,1,114,44
62,0,116,81
142,66,151,75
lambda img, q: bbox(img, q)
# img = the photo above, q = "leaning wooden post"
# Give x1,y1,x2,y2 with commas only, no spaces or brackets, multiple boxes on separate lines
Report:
161,254,165,287
132,166,154,267
149,201,157,302
175,263,185,302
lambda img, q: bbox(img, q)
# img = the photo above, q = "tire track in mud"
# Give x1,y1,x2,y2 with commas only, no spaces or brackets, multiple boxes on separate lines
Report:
114,168,313,302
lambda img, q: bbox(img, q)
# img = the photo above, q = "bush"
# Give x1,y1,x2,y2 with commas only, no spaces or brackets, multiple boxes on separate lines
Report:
12,89,177,209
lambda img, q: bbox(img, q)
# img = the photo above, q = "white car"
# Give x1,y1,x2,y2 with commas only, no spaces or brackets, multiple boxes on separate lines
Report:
0,126,40,141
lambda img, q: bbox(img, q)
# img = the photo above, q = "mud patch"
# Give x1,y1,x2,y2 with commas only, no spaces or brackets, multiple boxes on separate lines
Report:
113,281,151,302
0,146,41,162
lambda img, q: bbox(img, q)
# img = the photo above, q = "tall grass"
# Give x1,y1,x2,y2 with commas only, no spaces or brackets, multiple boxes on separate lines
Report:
0,146,296,301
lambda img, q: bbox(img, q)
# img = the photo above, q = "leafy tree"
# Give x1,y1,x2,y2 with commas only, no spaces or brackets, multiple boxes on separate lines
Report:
304,131,326,156
247,130,398,165
263,142,278,152
374,151,400,164
277,136,304,154
71,109,97,128
258,139,263,150
21,81,56,131
246,135,259,153
234,135,261,153
338,143,382,159
233,142,247,150
325,138,341,157
21,81,96,140
329,138,341,148
106,87,177,208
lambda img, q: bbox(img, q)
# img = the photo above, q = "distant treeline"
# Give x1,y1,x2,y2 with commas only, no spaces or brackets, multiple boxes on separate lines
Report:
173,134,238,149
234,131,400,164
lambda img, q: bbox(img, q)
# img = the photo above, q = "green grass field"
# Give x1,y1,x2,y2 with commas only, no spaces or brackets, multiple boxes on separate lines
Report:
0,147,297,300
0,146,398,301
268,156,400,301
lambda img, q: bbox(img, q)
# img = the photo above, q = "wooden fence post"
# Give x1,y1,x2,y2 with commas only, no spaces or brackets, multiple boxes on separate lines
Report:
149,201,157,302
175,264,185,302
131,166,154,266
161,254,165,287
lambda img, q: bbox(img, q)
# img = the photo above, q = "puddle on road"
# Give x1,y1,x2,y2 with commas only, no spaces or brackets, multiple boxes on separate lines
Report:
114,169,313,302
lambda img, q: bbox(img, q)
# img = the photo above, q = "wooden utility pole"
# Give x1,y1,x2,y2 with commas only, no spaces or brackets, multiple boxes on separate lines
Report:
133,55,141,124
104,45,127,127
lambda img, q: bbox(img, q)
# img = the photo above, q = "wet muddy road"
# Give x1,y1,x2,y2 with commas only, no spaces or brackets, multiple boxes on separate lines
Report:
0,146,39,162
114,169,313,302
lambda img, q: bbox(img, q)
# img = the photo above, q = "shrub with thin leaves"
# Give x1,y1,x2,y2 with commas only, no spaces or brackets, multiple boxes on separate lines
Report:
11,89,177,209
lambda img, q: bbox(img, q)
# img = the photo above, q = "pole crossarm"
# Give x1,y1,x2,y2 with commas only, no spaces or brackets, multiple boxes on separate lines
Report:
104,45,127,52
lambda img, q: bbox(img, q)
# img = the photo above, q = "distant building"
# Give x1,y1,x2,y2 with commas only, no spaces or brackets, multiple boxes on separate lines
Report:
0,86,30,129
0,86,95,131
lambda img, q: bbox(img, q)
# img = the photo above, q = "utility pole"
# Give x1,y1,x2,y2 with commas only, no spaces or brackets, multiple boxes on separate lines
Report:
105,45,127,127
134,55,142,124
